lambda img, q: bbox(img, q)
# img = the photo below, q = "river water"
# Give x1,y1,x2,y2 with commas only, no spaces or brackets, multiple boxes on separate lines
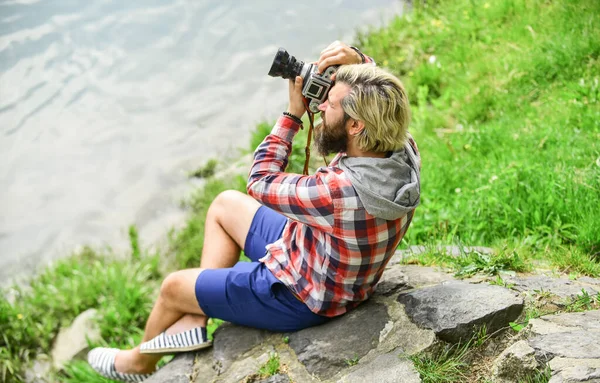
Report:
0,0,404,283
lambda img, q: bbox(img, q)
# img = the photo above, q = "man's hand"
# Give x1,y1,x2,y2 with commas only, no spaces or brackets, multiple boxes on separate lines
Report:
317,41,363,74
287,76,306,119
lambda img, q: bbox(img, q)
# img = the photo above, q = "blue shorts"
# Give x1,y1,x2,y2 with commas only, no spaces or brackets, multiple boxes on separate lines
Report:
194,206,329,332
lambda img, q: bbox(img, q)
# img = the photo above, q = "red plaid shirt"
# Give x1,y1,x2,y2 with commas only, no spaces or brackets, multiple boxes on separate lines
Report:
247,116,417,317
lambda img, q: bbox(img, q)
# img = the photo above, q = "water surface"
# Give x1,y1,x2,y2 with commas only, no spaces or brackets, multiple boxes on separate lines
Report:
0,0,404,283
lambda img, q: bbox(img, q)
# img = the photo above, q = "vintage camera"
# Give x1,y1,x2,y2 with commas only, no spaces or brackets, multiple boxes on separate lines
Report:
268,48,338,113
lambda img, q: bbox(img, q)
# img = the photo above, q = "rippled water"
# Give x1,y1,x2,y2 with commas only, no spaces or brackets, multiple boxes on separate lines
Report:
0,0,404,283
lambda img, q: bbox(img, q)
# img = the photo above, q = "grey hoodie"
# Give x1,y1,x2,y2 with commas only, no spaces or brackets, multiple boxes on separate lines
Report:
338,135,421,220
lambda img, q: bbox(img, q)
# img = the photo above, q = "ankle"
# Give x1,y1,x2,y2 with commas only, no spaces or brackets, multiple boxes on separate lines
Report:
165,314,207,335
115,348,159,374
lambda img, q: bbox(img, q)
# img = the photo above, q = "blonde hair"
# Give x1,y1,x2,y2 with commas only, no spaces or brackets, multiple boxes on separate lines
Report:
335,64,411,152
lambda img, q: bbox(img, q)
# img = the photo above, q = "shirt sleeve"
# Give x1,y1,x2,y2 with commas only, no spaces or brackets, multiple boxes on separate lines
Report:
247,116,336,233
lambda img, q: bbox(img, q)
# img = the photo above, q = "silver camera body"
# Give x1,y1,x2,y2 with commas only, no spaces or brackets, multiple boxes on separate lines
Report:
268,48,339,113
299,64,338,113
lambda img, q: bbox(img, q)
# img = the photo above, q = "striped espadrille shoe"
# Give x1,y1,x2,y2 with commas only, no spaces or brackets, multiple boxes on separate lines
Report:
139,327,212,354
87,348,154,382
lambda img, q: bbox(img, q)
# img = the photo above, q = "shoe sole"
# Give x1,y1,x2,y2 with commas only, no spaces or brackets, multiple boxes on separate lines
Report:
139,341,213,355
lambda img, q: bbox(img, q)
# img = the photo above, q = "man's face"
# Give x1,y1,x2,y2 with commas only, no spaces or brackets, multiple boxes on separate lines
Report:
314,83,352,156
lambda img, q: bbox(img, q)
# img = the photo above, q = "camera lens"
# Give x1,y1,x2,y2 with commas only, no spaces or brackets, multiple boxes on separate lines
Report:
268,48,303,80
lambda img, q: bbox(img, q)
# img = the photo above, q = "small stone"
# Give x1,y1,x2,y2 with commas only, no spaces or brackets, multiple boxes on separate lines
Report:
256,374,291,383
51,309,101,369
337,353,420,383
491,340,539,382
24,356,52,383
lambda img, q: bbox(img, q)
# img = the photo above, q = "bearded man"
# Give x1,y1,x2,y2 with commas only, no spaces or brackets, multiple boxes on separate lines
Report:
88,41,421,382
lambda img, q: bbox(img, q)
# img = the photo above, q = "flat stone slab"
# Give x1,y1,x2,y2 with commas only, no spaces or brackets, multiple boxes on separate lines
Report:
526,310,600,382
577,276,600,286
529,310,600,335
336,353,420,383
505,275,599,300
529,331,600,360
398,280,523,343
288,300,389,380
549,357,600,383
397,265,454,288
378,263,454,292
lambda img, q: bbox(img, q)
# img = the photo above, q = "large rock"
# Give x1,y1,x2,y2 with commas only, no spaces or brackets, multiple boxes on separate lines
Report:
288,300,390,380
51,309,102,369
398,280,523,343
107,264,600,383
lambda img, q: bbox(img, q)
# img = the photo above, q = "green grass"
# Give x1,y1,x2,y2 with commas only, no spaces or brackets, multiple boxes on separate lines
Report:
409,342,470,383
0,242,162,382
400,243,530,277
564,289,600,313
188,158,219,179
357,0,600,276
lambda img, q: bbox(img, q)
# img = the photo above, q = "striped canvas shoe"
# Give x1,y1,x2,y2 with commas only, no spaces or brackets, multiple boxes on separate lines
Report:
88,347,154,382
139,327,212,354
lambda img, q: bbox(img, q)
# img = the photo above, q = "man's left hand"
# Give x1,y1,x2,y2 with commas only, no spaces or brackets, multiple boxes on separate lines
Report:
287,76,306,120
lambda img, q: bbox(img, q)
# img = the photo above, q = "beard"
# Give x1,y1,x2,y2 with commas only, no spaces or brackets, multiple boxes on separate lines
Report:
313,113,349,156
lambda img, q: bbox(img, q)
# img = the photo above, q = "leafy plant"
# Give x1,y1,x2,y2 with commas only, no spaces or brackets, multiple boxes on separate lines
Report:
257,352,280,378
565,289,599,313
345,356,360,367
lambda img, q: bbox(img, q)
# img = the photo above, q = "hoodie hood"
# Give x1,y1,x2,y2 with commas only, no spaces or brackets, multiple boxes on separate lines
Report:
338,135,421,220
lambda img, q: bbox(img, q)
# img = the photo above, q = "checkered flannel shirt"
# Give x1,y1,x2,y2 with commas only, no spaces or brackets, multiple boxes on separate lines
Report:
247,115,417,317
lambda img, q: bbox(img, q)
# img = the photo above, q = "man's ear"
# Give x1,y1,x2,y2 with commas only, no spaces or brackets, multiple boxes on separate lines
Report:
348,119,365,136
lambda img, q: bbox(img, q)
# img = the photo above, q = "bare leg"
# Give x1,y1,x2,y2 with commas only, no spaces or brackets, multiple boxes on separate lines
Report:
98,192,263,375
200,190,262,269
114,269,207,374
169,191,262,333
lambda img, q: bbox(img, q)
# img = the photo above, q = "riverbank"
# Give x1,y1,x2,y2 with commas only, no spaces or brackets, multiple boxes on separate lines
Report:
2,0,599,381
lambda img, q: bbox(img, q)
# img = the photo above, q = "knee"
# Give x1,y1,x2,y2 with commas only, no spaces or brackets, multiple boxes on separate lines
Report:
209,190,245,216
160,272,184,305
214,190,245,207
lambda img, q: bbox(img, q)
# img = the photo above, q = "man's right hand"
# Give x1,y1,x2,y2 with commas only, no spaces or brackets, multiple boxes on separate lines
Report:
317,41,363,74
